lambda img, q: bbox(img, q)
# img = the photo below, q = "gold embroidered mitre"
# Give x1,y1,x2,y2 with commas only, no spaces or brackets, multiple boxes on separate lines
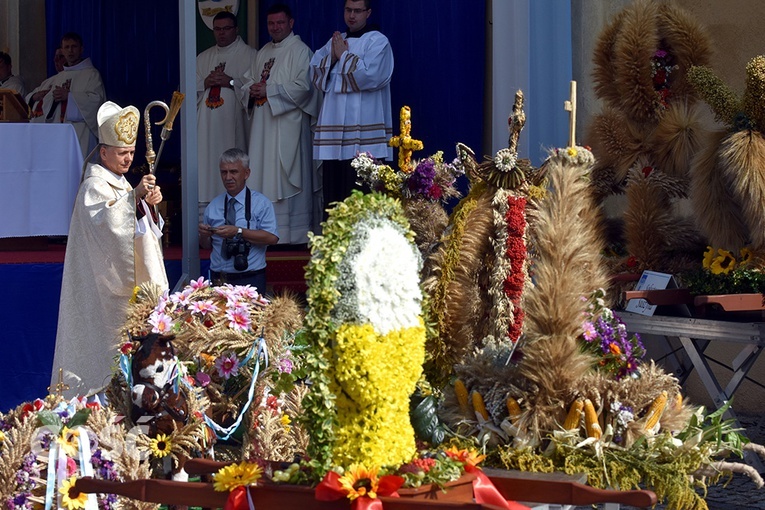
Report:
97,101,140,147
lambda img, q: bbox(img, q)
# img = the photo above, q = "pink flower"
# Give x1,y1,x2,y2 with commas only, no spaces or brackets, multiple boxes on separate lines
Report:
66,457,78,476
226,306,251,332
188,276,209,291
277,358,293,374
190,300,219,316
214,353,240,380
582,321,597,341
149,311,174,334
235,285,261,301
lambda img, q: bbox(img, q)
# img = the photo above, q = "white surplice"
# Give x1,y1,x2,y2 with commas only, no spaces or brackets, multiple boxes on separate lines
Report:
51,163,168,398
243,32,321,244
310,29,394,161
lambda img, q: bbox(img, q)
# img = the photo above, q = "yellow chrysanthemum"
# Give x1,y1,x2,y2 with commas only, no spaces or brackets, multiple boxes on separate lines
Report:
59,476,88,510
57,427,80,458
702,246,715,269
213,462,262,492
338,465,380,501
566,147,578,157
130,286,141,303
710,249,736,275
280,414,292,432
150,433,173,458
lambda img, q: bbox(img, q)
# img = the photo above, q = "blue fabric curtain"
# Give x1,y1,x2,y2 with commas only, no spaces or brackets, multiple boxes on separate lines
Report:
258,1,486,158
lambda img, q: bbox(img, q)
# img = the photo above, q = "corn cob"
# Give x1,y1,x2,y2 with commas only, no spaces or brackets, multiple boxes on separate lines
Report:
472,391,490,421
563,399,584,431
506,396,522,423
454,379,470,414
643,391,668,431
673,392,683,411
583,399,602,439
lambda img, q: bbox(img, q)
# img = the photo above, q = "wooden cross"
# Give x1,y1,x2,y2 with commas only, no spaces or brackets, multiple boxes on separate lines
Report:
563,80,577,147
388,105,423,173
48,367,70,398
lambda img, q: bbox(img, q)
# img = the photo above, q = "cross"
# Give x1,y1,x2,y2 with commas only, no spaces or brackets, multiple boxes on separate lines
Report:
563,80,577,147
388,106,423,173
48,368,70,398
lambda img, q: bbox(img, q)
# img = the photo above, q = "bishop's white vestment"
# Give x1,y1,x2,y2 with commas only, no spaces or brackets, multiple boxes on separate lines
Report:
52,163,168,398
27,58,105,158
243,32,321,244
310,29,394,161
197,37,256,203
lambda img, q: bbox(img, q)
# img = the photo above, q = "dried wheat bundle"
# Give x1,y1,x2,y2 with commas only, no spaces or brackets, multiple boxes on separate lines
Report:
0,415,38,502
518,151,607,435
586,108,645,186
650,101,707,180
690,130,751,251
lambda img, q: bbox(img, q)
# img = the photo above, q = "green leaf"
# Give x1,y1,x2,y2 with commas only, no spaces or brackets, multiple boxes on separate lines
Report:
37,410,63,431
67,408,92,428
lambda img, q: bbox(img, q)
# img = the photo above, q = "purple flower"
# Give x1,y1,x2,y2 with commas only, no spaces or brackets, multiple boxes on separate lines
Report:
277,358,294,374
407,159,437,197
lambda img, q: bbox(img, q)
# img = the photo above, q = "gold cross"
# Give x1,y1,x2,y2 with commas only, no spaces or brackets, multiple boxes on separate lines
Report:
388,106,423,173
48,368,70,398
563,80,577,147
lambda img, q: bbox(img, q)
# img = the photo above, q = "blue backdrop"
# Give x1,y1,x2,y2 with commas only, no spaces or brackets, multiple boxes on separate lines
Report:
44,0,486,169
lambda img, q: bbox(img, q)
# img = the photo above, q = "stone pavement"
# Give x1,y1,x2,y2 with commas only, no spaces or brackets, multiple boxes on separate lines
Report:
617,412,765,510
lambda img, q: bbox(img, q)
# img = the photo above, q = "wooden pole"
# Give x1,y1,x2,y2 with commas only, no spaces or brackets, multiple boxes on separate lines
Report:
563,80,577,147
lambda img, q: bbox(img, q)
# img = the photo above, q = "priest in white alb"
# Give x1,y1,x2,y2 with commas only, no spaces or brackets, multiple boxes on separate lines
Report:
197,11,256,212
27,32,105,158
243,3,320,244
52,101,168,398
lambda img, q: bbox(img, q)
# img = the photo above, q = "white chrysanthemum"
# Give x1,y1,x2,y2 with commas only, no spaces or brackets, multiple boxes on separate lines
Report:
494,148,518,173
350,223,422,334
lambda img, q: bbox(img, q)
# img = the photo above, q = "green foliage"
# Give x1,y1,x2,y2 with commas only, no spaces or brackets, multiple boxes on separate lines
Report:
681,267,765,295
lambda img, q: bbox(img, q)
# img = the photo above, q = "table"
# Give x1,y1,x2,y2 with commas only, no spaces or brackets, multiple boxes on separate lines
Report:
618,311,765,469
0,123,83,237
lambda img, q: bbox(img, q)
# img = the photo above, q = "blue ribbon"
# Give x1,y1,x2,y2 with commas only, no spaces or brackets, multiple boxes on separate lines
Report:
119,354,132,388
44,443,57,510
203,335,268,440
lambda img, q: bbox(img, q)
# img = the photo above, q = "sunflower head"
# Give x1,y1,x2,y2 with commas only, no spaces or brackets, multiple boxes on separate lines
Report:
338,465,380,501
213,462,263,492
57,426,80,458
710,249,736,275
59,476,88,510
740,247,754,267
702,246,715,269
150,433,173,458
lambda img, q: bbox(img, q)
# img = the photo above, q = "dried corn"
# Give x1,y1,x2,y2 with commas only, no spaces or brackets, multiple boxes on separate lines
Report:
643,391,668,431
506,396,522,423
673,392,683,411
472,391,489,421
454,379,470,414
563,399,584,431
584,399,602,439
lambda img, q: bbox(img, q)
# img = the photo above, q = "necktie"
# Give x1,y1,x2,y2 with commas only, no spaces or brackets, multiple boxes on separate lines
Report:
226,197,237,225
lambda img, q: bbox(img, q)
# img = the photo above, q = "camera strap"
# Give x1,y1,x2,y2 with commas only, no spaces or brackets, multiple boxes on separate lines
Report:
224,188,252,230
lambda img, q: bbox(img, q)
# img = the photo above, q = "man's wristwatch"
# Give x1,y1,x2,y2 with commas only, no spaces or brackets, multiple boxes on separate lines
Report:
237,227,243,236
229,79,235,88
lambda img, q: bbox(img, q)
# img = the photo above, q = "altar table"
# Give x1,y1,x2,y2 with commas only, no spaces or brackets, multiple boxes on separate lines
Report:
0,123,83,238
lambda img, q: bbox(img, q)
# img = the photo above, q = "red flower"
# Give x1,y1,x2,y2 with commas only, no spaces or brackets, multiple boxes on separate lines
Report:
653,69,667,86
203,319,215,328
626,255,638,268
85,401,101,410
641,166,653,178
120,342,134,355
20,399,45,420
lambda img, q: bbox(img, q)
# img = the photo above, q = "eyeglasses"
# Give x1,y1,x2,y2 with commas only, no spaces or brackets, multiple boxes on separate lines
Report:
344,8,368,15
213,25,236,32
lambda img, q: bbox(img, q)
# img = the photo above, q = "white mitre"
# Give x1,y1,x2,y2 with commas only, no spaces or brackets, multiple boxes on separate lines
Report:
97,101,139,147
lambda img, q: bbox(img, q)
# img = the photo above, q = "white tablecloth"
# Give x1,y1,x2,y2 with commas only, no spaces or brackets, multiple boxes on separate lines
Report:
0,123,83,237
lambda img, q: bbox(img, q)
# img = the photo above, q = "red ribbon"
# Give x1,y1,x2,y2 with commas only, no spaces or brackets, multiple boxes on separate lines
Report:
315,471,404,510
223,486,248,510
466,465,530,510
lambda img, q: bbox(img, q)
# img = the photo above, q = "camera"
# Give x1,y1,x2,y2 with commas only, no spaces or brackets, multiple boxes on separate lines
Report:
223,235,251,271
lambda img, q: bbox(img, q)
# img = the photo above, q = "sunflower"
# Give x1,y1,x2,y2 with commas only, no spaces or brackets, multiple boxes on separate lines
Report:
740,247,754,266
149,433,173,458
213,462,263,492
710,249,736,275
338,465,380,501
702,246,715,269
59,476,88,510
57,427,80,458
